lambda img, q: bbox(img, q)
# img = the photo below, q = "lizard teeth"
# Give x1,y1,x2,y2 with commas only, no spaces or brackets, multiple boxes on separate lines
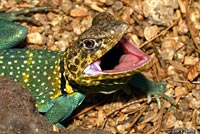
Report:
91,60,102,71
83,65,91,73
83,60,102,75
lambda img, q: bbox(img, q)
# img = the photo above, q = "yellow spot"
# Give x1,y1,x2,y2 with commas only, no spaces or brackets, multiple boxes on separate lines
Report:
53,71,56,75
23,73,30,83
26,51,33,65
28,52,33,57
50,90,61,99
50,61,63,99
49,92,53,95
65,81,74,94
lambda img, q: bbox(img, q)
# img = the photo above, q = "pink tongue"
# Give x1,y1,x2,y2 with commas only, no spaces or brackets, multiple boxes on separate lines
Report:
104,54,140,73
119,54,139,63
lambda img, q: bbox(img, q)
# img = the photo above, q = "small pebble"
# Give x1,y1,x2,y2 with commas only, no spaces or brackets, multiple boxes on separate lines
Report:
175,87,188,97
90,4,105,12
104,0,114,6
184,56,199,65
161,39,176,60
27,32,43,45
112,1,123,11
177,20,188,34
61,0,73,14
143,0,178,26
144,25,159,40
70,6,88,17
167,65,176,75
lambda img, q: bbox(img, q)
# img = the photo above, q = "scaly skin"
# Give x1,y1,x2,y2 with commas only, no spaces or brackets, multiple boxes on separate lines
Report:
0,6,51,49
0,7,174,126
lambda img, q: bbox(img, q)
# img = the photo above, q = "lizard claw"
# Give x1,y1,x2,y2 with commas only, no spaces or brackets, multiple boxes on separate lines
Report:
0,6,52,25
146,82,175,109
128,73,175,109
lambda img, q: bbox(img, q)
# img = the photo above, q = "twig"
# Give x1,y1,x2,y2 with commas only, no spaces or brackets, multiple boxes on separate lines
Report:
139,19,179,48
186,0,200,52
101,98,148,129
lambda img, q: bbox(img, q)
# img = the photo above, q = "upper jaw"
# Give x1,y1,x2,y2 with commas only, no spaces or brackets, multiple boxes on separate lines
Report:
83,37,150,76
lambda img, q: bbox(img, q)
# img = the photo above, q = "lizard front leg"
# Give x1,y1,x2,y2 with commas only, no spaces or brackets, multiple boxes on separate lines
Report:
45,92,85,127
127,73,175,108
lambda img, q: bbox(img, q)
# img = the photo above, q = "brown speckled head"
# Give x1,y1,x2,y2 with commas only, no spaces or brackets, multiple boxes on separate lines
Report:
64,13,150,94
65,13,128,79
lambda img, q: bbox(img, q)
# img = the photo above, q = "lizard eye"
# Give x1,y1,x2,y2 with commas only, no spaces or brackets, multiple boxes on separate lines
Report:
81,39,101,50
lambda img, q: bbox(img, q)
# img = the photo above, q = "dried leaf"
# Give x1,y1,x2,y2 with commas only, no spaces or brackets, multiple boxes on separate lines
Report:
97,110,106,127
187,61,200,81
169,60,188,73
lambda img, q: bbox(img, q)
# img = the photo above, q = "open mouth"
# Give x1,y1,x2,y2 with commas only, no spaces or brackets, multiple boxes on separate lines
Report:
83,37,150,75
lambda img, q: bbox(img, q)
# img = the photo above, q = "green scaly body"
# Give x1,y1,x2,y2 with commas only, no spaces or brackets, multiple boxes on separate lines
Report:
0,49,64,111
0,7,174,126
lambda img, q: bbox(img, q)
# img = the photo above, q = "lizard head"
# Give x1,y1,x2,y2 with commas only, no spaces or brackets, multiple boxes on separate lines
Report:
65,13,150,94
